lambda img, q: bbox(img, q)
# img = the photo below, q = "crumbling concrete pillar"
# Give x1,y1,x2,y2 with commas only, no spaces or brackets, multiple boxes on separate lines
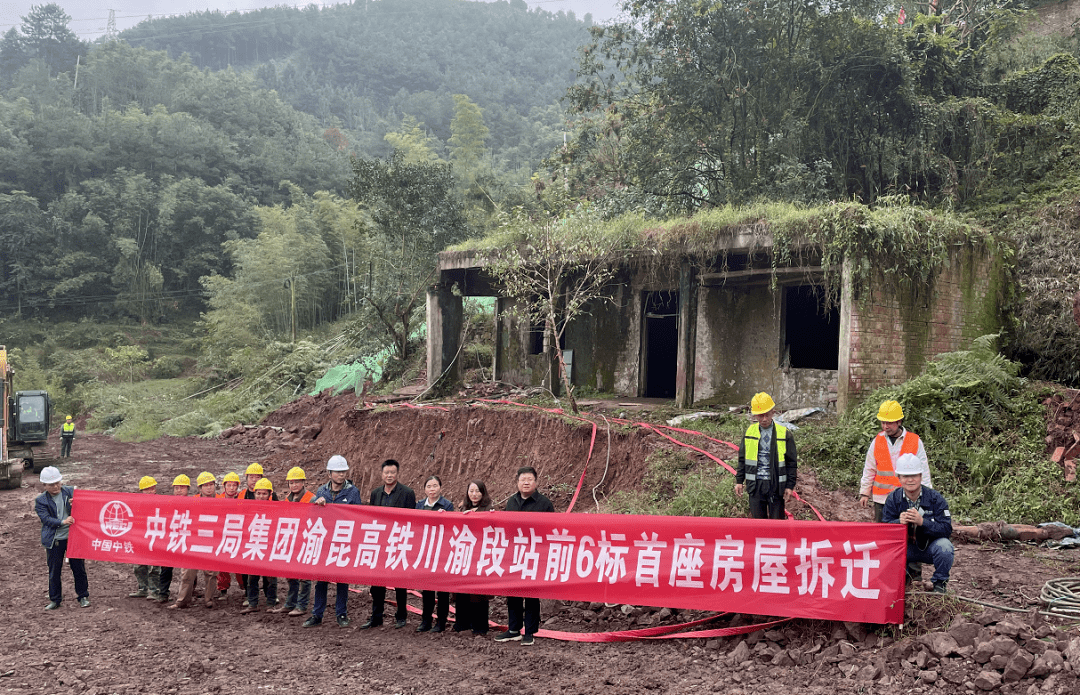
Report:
426,282,463,391
836,256,853,414
675,262,698,409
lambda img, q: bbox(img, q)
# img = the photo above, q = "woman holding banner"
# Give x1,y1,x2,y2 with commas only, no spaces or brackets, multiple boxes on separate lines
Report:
454,480,493,635
416,475,454,633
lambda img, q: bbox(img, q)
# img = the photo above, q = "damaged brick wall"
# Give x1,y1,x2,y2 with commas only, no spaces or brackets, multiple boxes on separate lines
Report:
839,241,1004,410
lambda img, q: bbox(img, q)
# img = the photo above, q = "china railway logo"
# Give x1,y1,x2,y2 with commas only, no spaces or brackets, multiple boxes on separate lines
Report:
99,500,134,537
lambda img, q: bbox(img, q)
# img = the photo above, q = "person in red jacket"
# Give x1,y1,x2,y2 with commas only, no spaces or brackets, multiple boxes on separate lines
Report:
272,467,315,616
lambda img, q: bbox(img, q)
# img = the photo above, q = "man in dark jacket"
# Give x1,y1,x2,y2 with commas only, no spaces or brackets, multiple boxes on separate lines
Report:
35,466,89,609
304,455,363,628
361,459,416,629
495,466,555,647
735,392,797,520
882,453,954,594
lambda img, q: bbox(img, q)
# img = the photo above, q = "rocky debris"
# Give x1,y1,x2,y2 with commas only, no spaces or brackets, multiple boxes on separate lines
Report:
811,604,1080,691
1004,650,1035,682
975,670,1003,691
923,632,960,658
1044,390,1080,482
949,618,982,647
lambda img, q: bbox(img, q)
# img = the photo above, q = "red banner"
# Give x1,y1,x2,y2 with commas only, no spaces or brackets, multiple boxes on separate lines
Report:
69,490,907,623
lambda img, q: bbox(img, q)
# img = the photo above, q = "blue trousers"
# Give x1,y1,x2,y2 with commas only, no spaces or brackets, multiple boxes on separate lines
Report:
312,581,349,619
907,538,954,584
245,575,277,608
46,539,88,603
285,578,311,610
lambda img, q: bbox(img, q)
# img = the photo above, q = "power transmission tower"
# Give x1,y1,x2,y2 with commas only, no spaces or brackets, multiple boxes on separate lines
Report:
104,9,118,42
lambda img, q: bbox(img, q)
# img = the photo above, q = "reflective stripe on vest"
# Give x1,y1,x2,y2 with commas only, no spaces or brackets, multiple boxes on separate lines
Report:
62,422,75,434
743,423,788,483
871,431,920,497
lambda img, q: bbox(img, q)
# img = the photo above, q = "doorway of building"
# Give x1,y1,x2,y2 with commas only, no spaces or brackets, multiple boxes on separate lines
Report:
641,291,679,398
783,285,840,370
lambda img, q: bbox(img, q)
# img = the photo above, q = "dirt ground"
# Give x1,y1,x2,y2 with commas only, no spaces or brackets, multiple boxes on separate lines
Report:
2,396,1080,694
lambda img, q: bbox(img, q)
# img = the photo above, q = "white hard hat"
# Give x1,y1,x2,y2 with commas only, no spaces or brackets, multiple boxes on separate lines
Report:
40,466,62,484
895,453,923,476
326,455,349,471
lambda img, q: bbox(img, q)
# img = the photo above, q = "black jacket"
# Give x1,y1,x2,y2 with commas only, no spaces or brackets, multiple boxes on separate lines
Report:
370,483,416,509
505,491,555,513
735,422,797,498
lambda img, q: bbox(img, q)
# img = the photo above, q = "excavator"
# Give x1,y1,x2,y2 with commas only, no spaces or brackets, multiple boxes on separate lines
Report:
1,345,53,489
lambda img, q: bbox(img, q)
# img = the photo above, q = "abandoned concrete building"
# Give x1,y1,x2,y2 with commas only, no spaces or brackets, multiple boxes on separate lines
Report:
427,229,1005,413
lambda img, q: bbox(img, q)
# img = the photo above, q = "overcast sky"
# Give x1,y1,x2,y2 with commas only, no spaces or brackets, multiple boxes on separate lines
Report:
2,0,624,40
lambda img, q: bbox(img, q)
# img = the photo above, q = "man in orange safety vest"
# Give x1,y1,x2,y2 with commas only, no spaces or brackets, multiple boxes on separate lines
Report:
859,400,932,522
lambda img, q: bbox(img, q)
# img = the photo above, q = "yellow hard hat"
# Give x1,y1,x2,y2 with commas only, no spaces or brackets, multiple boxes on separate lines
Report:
222,471,241,483
138,476,157,490
877,400,904,422
66,415,73,421
245,462,264,476
750,392,776,415
254,478,273,491
196,472,216,486
172,474,191,487
286,466,307,481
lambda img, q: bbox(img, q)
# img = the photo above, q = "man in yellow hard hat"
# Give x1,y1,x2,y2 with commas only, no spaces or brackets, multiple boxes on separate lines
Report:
59,415,75,458
158,475,191,604
172,473,220,610
242,463,277,500
859,400,932,522
238,464,277,608
215,471,244,600
240,478,279,614
735,392,797,520
272,467,315,616
130,476,160,599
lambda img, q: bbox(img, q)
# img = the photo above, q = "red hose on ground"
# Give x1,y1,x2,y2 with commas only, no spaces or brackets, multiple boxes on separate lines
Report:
380,591,789,643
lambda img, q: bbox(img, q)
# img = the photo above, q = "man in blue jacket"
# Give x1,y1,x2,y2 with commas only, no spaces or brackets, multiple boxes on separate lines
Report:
881,453,954,594
303,455,363,628
35,467,90,609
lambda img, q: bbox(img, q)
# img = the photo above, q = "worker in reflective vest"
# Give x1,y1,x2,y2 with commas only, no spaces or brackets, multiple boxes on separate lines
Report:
60,416,76,458
735,392,797,520
859,400,932,522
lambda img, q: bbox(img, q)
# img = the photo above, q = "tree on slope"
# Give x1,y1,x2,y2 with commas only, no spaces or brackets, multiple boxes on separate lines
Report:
349,151,470,361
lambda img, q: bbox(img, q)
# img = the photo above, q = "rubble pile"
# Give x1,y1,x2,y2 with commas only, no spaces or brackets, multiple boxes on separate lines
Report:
1043,391,1080,482
717,610,1079,692
219,423,321,451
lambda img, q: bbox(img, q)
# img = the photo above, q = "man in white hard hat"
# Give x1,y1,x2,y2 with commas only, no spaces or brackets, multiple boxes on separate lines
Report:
304,455,363,628
881,452,954,594
34,467,90,609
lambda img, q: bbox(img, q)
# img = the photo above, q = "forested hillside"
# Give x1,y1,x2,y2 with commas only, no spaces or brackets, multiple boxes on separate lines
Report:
0,0,585,346
118,0,590,173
